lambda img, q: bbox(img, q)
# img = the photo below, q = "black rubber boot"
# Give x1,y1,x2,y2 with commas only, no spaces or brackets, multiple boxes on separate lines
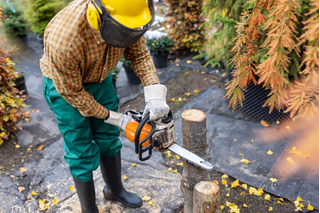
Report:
73,177,99,213
100,152,142,207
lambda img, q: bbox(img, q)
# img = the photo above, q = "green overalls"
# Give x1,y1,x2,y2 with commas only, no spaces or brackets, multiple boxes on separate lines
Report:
43,74,122,181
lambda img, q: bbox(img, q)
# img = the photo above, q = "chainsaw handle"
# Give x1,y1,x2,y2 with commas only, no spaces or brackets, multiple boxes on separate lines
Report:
134,112,156,161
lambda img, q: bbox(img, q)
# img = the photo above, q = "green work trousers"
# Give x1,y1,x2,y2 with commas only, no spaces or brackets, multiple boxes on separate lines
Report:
43,74,122,181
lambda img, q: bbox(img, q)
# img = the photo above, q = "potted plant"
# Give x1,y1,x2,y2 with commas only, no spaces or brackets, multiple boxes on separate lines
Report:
146,35,174,68
110,66,120,89
1,2,29,44
13,72,27,96
120,56,141,85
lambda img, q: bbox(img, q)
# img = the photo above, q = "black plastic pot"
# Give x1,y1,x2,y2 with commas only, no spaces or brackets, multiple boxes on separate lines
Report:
14,76,28,96
152,54,168,68
123,65,141,85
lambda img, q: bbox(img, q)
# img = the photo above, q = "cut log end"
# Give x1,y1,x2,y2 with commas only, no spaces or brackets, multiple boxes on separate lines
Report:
194,181,219,195
182,109,206,122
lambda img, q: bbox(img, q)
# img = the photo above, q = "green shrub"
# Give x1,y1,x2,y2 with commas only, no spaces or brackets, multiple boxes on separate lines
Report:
194,0,247,70
0,48,29,145
1,2,28,37
24,0,71,35
146,36,174,55
165,0,205,55
120,56,132,68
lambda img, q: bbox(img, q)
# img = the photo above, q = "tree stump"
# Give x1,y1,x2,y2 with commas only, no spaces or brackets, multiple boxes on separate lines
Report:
180,109,213,213
193,181,220,213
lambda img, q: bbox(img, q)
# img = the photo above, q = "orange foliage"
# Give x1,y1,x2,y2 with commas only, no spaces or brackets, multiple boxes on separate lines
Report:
226,0,319,119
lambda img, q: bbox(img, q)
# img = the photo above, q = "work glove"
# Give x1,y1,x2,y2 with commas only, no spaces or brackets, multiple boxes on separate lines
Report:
143,84,170,121
104,111,132,131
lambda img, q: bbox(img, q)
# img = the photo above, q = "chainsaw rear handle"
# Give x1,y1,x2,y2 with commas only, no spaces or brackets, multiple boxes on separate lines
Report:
134,112,156,161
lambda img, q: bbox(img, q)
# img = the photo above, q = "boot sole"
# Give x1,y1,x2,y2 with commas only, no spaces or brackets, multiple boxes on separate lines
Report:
104,194,143,208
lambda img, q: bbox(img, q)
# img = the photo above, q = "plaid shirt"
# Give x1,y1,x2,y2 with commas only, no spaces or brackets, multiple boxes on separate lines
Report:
40,0,159,119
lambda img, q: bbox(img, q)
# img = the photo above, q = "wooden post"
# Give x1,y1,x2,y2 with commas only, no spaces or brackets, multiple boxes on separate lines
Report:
180,109,213,213
193,181,220,213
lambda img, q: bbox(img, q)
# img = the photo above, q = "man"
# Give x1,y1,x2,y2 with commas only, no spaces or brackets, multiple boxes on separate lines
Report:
40,0,169,212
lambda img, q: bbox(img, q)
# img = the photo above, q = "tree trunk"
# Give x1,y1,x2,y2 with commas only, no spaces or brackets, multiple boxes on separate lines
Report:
180,109,213,213
193,181,220,213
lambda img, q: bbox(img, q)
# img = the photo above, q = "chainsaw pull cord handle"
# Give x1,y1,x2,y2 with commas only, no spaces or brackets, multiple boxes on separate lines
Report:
134,112,156,161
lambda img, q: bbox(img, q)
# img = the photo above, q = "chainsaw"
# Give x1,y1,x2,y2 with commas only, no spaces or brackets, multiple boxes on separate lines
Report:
124,110,213,170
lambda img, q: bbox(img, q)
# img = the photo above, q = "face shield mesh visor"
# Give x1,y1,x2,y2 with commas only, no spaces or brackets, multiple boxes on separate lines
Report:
98,0,155,48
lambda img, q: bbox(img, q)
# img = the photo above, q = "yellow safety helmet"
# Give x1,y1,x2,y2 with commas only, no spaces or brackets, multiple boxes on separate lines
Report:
86,0,155,47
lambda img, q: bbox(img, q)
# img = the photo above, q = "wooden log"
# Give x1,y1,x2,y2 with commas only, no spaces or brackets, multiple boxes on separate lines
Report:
193,181,220,213
180,109,213,213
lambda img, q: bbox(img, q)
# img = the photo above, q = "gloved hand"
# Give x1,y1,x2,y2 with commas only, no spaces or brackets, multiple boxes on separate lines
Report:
143,84,170,121
104,111,132,131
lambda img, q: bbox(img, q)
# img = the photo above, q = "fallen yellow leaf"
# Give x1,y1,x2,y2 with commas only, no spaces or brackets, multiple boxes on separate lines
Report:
250,139,254,143
241,184,248,190
267,150,273,155
123,175,129,180
194,89,200,93
39,199,50,211
254,188,264,196
268,207,273,211
238,153,243,157
37,144,44,151
148,201,153,205
230,180,239,188
234,139,237,142
307,204,314,210
214,180,219,185
53,198,58,204
269,178,278,183
240,158,251,164
20,167,28,173
226,192,230,197
173,169,178,173
249,187,257,195
243,203,248,207
277,200,282,204
132,163,137,167
177,162,183,167
186,60,192,64
240,192,245,196
221,174,229,179
168,168,172,171
220,205,225,210
31,191,38,195
287,157,296,166
15,145,20,148
295,207,302,211
175,155,180,159
261,120,270,127
171,98,176,102
265,194,271,201
221,179,228,187
69,186,75,191
18,186,25,192
142,196,151,201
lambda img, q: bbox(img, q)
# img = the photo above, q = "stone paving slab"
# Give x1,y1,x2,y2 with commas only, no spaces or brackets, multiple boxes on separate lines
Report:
173,84,319,209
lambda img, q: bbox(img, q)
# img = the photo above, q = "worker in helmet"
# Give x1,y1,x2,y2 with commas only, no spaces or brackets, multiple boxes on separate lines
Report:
40,0,169,212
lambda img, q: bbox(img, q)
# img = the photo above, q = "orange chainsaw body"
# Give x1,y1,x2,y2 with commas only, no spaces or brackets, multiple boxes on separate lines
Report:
125,119,152,147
